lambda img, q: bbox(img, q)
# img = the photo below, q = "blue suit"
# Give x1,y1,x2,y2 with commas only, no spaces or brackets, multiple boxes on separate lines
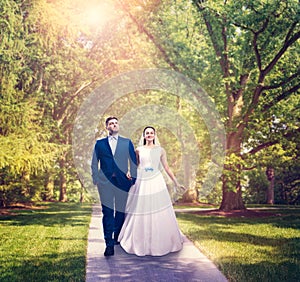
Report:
91,136,137,247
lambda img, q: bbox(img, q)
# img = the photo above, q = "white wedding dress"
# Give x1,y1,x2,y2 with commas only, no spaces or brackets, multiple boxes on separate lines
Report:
118,146,183,256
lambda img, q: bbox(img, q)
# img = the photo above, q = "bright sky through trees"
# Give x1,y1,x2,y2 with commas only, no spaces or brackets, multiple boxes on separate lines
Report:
69,0,117,32
83,2,116,28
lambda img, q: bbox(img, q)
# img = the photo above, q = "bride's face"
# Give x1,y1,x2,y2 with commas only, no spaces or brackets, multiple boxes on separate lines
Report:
144,128,155,144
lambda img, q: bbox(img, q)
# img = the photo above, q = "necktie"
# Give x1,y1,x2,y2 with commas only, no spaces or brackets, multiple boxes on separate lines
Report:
110,136,117,155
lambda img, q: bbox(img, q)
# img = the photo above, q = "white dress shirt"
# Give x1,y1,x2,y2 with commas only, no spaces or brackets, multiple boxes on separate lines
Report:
109,135,118,155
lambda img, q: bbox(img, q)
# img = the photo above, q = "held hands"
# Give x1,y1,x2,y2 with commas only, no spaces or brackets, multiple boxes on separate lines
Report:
126,172,132,180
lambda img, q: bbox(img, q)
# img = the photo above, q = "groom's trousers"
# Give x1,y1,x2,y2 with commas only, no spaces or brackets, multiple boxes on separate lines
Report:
97,177,128,247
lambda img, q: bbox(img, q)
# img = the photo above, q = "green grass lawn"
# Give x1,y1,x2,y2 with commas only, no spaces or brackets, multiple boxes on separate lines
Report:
1,203,299,282
0,202,92,282
176,206,300,282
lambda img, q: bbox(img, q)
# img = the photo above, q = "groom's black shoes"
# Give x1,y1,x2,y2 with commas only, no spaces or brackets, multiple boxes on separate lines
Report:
114,239,120,245
104,246,114,256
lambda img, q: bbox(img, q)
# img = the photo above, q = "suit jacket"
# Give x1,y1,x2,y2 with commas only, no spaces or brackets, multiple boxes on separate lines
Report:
91,136,137,192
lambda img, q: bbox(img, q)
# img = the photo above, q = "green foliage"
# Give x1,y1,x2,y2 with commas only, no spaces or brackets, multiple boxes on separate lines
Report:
1,0,299,206
275,159,300,205
0,132,61,174
243,168,269,204
0,0,62,195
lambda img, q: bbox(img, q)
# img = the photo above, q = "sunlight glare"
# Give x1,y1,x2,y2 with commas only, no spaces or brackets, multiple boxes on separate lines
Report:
84,2,115,29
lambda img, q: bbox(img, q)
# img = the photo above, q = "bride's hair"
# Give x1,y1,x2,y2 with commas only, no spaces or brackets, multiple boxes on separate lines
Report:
142,126,156,145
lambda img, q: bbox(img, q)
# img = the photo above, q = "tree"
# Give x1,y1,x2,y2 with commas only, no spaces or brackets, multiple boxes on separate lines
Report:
0,0,61,206
2,0,298,208
127,0,300,210
275,159,300,205
21,0,160,201
15,0,123,201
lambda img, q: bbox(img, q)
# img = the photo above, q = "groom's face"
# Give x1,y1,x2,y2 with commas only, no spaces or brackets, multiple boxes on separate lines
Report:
106,119,119,135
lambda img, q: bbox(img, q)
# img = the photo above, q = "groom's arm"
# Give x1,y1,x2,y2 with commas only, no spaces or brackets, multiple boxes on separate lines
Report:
128,140,137,181
91,146,100,185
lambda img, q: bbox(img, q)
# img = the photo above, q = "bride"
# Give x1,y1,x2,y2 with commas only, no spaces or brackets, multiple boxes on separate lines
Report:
118,126,184,256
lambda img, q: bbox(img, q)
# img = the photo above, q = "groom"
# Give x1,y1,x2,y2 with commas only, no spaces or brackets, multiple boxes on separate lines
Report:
91,116,137,256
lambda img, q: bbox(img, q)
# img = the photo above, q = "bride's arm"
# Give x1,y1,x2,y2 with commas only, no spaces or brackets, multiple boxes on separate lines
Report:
127,149,140,179
160,148,180,186
135,149,140,166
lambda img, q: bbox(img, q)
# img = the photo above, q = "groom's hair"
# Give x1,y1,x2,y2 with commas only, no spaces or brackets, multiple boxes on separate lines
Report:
105,116,118,126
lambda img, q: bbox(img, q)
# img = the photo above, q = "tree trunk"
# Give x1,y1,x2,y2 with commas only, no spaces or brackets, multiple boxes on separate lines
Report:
181,188,198,203
219,132,246,211
80,189,84,203
59,156,67,202
220,183,246,211
21,170,31,199
175,97,198,203
266,167,275,204
181,153,198,203
266,178,275,204
78,177,85,203
43,171,54,201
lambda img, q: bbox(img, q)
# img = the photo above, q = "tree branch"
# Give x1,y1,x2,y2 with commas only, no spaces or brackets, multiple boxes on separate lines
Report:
244,140,278,156
262,84,300,112
263,23,300,76
118,0,180,72
235,74,249,98
262,69,300,91
55,80,95,126
193,1,225,73
244,127,300,156
243,165,257,171
241,23,299,128
252,18,269,71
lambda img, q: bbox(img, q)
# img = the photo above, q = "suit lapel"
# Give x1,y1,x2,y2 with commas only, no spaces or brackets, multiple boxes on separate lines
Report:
114,136,121,156
105,136,113,155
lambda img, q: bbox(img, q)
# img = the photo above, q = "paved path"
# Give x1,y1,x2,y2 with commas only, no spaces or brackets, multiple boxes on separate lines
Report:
86,204,228,282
